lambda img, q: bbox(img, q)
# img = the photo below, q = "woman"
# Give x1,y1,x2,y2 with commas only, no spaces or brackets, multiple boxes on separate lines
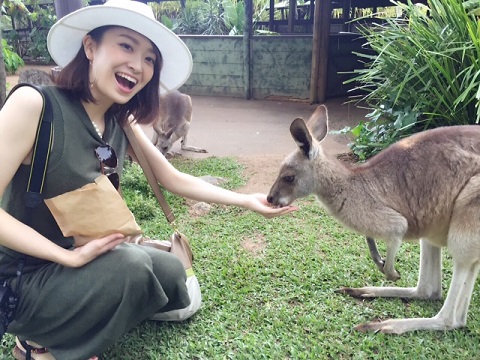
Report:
0,1,296,359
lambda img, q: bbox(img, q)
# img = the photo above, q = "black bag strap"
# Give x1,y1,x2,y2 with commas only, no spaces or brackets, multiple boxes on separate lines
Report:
6,84,54,211
2,84,53,340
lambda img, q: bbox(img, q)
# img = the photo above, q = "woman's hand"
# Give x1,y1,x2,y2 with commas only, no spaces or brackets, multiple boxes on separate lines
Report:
245,193,298,219
67,233,126,268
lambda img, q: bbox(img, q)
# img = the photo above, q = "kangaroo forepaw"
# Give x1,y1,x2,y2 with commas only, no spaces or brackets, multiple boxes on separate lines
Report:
385,268,401,282
375,258,401,282
366,237,401,281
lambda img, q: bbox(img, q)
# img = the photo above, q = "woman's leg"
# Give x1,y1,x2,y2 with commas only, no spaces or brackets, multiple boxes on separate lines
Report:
136,244,190,312
9,243,188,360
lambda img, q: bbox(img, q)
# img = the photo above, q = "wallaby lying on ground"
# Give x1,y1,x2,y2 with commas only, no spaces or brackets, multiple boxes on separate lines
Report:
152,90,207,155
18,68,54,86
267,104,480,334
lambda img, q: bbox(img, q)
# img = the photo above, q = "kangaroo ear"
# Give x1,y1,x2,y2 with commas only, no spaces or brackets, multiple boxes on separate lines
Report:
306,105,329,142
290,118,313,158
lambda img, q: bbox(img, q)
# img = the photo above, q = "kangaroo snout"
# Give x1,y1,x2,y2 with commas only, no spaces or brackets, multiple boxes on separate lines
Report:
266,194,277,206
266,188,292,207
267,177,290,207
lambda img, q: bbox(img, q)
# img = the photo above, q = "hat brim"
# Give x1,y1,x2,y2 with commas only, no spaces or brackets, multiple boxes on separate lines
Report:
47,4,192,94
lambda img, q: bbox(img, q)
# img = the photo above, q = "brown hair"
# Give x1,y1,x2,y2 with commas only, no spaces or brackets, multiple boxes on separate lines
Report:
54,25,162,125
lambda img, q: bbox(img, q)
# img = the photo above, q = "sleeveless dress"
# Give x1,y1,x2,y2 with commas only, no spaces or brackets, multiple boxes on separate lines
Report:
0,86,190,360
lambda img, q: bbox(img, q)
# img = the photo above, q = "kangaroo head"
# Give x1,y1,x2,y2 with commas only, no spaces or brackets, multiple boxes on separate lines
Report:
156,126,176,154
267,105,329,207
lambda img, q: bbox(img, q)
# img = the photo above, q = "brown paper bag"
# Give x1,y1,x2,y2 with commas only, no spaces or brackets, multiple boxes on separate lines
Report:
45,175,142,244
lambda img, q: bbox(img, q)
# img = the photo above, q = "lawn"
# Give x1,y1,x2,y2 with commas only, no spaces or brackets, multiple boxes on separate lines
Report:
2,157,480,359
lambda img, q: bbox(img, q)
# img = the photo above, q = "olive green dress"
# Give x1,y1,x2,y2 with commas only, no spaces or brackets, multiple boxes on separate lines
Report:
0,86,190,360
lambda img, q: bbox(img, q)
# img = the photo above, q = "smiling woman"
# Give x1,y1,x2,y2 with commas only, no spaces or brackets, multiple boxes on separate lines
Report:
0,1,297,359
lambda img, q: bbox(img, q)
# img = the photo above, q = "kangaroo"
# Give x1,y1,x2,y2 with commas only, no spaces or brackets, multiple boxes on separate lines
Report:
152,90,207,156
267,104,480,334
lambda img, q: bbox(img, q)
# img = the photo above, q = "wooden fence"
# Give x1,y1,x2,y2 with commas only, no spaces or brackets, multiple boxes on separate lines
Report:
179,34,366,100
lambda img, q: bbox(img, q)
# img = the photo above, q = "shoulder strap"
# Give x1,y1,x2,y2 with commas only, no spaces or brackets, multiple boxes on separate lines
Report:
4,84,53,305
25,87,54,209
6,84,54,210
122,121,176,225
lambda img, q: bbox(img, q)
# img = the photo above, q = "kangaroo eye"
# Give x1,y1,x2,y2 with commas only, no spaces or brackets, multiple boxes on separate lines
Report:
283,175,295,183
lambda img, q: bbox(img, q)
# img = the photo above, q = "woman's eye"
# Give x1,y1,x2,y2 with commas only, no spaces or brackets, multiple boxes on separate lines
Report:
120,43,133,51
145,56,156,65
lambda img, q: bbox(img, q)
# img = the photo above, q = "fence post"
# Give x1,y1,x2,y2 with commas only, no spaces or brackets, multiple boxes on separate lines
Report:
243,0,253,99
53,0,83,19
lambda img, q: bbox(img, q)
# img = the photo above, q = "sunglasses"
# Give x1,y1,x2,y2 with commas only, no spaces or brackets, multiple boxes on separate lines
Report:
94,144,120,190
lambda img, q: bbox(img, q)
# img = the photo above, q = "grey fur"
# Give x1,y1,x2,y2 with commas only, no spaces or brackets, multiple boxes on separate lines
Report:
152,90,207,156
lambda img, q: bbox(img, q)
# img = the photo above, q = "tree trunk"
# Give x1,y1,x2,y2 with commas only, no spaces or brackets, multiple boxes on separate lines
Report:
243,0,252,99
53,0,83,19
0,0,7,107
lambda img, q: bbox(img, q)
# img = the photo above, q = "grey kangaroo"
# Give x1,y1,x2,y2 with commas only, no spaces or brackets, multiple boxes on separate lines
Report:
152,90,207,155
267,104,480,334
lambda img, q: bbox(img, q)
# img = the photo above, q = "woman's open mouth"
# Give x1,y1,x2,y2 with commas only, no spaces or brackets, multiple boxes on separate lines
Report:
115,72,137,91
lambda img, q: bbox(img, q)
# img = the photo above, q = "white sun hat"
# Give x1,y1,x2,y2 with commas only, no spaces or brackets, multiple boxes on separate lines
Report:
47,0,192,94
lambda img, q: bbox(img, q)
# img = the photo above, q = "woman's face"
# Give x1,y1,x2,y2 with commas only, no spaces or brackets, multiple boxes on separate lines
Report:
84,26,157,106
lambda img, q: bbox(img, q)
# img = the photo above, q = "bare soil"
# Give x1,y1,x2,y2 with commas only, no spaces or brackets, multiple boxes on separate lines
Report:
235,155,286,194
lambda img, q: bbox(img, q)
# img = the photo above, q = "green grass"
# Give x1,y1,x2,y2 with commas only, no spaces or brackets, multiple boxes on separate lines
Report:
2,157,480,359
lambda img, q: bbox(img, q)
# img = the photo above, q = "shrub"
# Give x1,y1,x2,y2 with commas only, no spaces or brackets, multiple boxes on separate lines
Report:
25,6,56,63
2,38,24,74
345,0,480,159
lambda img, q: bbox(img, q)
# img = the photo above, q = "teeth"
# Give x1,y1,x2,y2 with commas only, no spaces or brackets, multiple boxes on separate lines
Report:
117,73,137,85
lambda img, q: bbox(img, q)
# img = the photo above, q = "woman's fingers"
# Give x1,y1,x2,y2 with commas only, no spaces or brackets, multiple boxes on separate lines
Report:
248,193,299,218
70,233,126,267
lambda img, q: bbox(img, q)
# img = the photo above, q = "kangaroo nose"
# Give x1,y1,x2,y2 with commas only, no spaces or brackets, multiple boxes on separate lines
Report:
267,195,273,204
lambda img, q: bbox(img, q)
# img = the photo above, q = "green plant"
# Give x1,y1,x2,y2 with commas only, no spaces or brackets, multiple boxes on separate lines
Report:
2,1,29,58
2,1,56,63
150,1,182,31
153,0,278,35
160,14,175,31
26,6,56,62
345,0,480,159
332,100,422,160
163,0,231,35
2,38,24,74
175,1,206,34
200,0,229,35
222,0,245,35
